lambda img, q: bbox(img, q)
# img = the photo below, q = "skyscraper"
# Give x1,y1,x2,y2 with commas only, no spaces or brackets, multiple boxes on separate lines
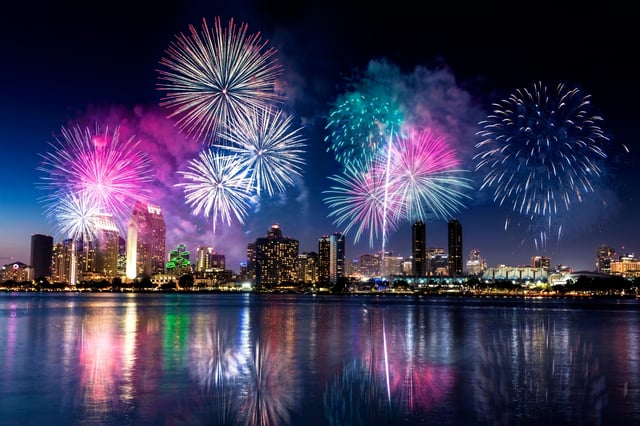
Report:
30,233,53,280
447,218,463,277
411,220,426,276
126,201,166,279
254,224,299,289
330,232,345,284
92,213,120,279
318,235,330,284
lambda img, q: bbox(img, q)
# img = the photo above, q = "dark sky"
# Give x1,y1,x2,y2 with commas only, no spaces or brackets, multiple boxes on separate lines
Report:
1,1,638,272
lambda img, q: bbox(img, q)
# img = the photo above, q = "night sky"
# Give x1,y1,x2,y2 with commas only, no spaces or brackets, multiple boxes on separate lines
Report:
1,1,638,272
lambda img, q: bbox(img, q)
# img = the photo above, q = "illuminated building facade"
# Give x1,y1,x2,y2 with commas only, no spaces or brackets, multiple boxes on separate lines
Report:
297,252,318,284
531,255,551,270
254,224,298,289
318,235,330,284
329,232,345,284
596,244,616,274
92,213,120,279
126,202,166,279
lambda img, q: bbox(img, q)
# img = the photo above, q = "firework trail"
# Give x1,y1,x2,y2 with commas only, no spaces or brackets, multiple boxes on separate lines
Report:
157,17,284,144
176,149,253,235
474,81,614,247
386,127,473,222
37,124,153,233
217,107,307,197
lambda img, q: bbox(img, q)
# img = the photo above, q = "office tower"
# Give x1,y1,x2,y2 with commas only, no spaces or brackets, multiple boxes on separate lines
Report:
411,220,426,276
330,232,345,284
596,244,615,274
245,243,256,281
297,252,318,284
466,248,486,276
92,213,120,279
126,201,166,279
30,233,53,280
196,246,225,272
358,253,381,278
531,255,551,270
254,224,299,289
318,235,330,284
447,218,463,277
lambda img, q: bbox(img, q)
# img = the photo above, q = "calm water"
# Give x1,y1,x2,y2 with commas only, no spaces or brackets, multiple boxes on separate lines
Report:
1,292,639,425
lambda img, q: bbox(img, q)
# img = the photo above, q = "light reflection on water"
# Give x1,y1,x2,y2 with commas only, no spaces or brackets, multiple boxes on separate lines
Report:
0,293,638,425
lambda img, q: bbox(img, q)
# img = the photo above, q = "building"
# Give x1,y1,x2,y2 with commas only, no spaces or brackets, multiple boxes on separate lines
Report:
254,224,299,289
166,244,192,275
531,255,551,270
298,251,318,284
329,232,345,284
51,239,73,284
126,202,166,279
596,244,616,274
92,213,120,279
30,233,53,280
447,218,463,277
466,248,487,276
0,261,32,283
411,220,426,276
318,235,330,284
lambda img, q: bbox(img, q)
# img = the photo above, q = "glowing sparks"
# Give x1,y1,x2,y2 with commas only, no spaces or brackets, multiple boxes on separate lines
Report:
157,17,284,144
37,124,153,234
217,107,307,197
176,149,253,233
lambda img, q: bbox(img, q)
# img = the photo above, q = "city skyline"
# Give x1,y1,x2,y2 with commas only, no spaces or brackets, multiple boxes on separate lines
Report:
1,2,638,272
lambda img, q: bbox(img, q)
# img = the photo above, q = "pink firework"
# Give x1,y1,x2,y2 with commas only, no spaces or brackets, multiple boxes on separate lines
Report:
384,127,473,222
323,164,403,248
37,124,154,233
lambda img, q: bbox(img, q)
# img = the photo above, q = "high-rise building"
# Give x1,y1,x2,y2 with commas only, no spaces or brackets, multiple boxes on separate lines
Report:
318,235,330,284
126,202,166,279
596,244,615,274
254,224,299,289
297,251,318,284
30,233,53,280
51,239,74,284
447,218,463,277
330,232,345,284
411,220,426,276
196,246,225,272
466,248,487,276
93,213,120,279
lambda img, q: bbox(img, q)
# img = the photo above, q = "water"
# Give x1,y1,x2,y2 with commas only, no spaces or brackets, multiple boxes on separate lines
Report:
1,292,638,425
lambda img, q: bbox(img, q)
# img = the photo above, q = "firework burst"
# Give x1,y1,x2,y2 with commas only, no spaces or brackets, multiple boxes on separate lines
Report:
474,81,610,217
324,91,403,172
176,149,253,233
323,164,402,248
217,107,307,197
386,127,473,222
37,124,153,232
157,17,284,144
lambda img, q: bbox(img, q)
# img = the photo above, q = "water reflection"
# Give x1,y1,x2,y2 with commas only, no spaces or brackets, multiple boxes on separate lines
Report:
472,312,607,425
0,294,638,425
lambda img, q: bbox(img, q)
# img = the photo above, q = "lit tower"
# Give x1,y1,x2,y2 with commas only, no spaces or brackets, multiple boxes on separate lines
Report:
329,232,345,284
411,220,426,276
126,201,166,279
30,233,53,280
447,218,463,277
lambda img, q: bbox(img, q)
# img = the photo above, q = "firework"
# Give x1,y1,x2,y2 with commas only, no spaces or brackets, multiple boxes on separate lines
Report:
323,164,402,248
46,192,100,243
324,91,403,172
176,149,253,233
474,81,610,217
157,17,284,144
217,107,306,197
44,192,101,286
37,124,153,232
386,127,473,222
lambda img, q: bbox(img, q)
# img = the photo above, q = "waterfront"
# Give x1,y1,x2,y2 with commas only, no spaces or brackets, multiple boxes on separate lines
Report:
1,293,639,425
